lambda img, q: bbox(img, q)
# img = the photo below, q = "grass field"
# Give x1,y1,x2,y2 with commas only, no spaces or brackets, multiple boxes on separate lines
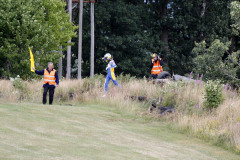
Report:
0,103,239,160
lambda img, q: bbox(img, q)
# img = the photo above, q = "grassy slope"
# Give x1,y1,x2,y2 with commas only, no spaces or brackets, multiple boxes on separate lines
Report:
0,103,239,160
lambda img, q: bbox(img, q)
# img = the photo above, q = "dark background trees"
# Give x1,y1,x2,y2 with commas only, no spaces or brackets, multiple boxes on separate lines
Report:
1,0,240,85
68,0,239,79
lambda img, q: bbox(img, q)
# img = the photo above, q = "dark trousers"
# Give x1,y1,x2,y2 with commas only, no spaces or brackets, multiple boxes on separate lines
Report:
43,86,55,105
147,74,158,81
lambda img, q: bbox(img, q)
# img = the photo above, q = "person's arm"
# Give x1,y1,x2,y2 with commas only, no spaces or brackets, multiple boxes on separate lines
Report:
35,69,45,75
150,60,153,69
159,58,164,66
109,60,117,69
55,71,59,86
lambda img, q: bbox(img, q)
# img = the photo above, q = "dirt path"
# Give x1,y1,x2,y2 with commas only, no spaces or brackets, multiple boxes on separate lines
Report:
0,103,239,160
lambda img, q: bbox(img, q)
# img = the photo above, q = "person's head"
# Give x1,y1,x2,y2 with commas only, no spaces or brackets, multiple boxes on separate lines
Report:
152,53,158,61
48,62,54,70
103,53,112,63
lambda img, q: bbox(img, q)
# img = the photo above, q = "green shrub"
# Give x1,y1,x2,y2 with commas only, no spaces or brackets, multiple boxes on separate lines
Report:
10,76,28,101
117,73,136,83
162,91,177,107
82,75,105,92
161,82,182,107
82,78,95,92
93,74,105,85
11,77,26,91
204,80,224,110
56,88,67,102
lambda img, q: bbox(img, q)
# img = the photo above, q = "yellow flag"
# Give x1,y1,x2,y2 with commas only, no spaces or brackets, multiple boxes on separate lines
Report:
29,47,35,72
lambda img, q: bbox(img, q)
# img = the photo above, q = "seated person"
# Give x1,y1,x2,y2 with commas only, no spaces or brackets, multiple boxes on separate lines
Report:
147,53,163,81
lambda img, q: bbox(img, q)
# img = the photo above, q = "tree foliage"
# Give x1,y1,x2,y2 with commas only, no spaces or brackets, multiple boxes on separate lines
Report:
1,0,240,85
231,1,240,35
69,0,239,79
69,0,162,77
193,40,236,82
193,1,240,86
0,0,77,79
204,80,224,110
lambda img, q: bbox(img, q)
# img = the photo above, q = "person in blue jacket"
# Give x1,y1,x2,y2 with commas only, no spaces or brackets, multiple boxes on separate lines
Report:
102,53,119,97
32,62,59,105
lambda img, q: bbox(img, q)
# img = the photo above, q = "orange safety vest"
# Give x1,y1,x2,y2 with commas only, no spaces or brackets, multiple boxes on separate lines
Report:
44,69,56,85
151,59,163,75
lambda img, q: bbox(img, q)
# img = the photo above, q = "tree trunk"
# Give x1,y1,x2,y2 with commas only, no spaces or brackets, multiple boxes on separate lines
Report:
229,36,236,53
201,0,206,17
90,2,95,78
67,0,72,80
58,46,63,79
200,0,206,37
161,27,169,54
149,0,169,55
78,0,83,79
159,0,169,56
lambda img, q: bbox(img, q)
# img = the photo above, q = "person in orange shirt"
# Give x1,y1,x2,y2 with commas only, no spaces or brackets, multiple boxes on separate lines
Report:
147,53,163,81
32,62,59,105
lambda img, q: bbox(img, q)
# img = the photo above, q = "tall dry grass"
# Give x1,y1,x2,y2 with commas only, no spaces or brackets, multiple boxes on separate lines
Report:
0,76,240,152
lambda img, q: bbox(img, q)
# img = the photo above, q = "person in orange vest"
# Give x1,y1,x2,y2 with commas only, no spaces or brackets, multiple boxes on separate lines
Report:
147,53,163,81
32,62,59,105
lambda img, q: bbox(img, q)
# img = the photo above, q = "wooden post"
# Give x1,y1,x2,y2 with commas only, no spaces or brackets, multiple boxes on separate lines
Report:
67,0,72,80
78,0,83,79
58,46,63,79
90,1,94,78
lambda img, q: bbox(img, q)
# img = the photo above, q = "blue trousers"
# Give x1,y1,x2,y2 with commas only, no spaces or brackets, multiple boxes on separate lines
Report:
105,74,119,92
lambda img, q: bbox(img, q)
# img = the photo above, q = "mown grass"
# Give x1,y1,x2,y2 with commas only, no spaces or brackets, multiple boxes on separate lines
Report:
1,75,240,153
0,103,240,160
